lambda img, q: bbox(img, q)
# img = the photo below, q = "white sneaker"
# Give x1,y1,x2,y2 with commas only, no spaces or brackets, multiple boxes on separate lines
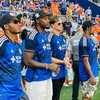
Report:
63,83,69,87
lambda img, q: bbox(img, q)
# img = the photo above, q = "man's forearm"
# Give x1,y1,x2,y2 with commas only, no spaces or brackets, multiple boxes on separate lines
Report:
28,60,59,73
52,57,64,64
28,60,47,69
83,57,94,77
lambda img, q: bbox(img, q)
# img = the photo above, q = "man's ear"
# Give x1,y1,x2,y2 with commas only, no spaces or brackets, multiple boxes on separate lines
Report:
4,24,9,30
49,23,54,29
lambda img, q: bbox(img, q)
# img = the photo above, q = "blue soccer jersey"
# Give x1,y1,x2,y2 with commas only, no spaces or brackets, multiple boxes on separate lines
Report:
0,35,24,100
51,35,67,79
79,36,99,81
25,32,52,82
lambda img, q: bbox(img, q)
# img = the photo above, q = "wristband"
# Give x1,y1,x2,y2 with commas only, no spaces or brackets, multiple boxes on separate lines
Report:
45,64,49,69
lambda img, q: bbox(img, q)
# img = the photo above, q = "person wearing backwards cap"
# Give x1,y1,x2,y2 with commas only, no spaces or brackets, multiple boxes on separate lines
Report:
24,10,59,100
0,14,28,100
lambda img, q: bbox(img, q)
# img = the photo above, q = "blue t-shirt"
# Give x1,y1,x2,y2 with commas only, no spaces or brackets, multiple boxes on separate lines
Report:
0,35,24,100
79,36,99,82
51,35,67,79
25,32,52,82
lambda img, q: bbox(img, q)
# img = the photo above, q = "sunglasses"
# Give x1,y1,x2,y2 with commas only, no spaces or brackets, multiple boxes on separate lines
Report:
12,20,20,24
57,22,63,26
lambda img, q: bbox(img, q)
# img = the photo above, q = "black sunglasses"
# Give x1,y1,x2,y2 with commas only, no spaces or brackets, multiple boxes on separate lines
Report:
12,19,20,24
57,22,62,25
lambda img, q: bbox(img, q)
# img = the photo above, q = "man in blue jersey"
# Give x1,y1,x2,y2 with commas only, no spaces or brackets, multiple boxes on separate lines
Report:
0,14,26,100
24,10,59,100
79,21,99,100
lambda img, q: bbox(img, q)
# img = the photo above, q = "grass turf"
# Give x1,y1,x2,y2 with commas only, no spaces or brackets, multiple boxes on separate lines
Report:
60,77,100,100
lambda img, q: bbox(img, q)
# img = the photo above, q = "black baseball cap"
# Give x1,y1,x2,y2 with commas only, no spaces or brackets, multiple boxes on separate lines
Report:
82,21,93,32
0,14,17,27
34,10,50,20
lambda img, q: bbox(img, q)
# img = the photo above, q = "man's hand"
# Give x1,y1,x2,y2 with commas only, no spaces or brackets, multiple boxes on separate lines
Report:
89,76,97,85
48,63,60,73
64,57,72,68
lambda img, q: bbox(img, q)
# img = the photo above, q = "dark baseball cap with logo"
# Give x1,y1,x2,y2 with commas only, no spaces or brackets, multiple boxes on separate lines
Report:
33,10,50,20
0,14,18,28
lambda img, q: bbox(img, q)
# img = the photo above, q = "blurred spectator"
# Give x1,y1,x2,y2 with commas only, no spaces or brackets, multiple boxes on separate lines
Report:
71,16,78,36
60,1,67,15
85,7,92,21
63,19,72,36
70,26,83,100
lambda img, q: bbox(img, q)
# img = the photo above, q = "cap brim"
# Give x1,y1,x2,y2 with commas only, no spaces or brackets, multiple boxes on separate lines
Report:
0,15,17,27
39,13,51,19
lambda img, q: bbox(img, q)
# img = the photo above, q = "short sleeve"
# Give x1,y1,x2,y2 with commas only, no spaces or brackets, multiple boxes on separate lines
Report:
24,37,35,52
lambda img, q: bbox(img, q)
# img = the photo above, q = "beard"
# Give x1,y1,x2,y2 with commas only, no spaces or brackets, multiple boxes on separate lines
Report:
41,24,50,31
12,32,21,34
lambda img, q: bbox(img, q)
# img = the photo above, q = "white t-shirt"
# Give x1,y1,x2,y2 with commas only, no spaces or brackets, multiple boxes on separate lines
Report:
71,21,78,32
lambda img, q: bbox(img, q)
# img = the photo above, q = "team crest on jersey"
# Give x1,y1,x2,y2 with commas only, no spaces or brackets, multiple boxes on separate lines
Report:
41,39,44,43
57,41,59,44
11,50,14,53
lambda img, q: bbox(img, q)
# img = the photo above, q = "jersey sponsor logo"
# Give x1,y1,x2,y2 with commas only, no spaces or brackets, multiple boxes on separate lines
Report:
43,45,46,50
58,44,66,50
43,43,51,50
10,56,21,63
10,48,22,63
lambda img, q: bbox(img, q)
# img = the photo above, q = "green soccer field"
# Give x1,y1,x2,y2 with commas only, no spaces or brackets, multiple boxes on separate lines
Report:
60,77,100,100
